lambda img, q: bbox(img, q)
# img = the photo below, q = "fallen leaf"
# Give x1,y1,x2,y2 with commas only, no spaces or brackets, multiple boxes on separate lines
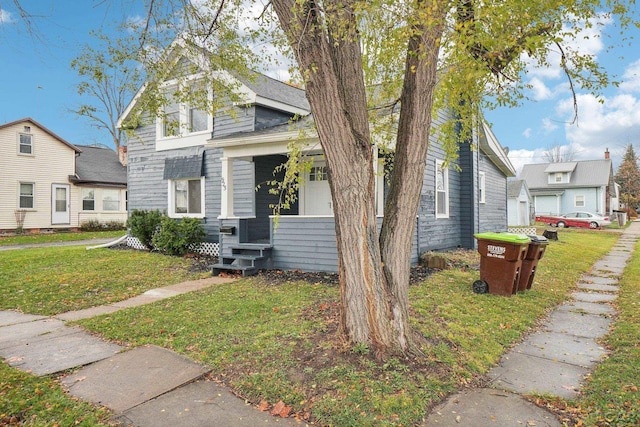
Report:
258,401,269,412
271,400,292,418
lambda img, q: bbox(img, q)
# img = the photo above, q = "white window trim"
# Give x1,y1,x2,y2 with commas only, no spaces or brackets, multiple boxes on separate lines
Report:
168,177,206,219
102,189,121,212
155,76,212,151
575,194,585,207
18,182,36,210
435,159,449,219
81,188,96,211
479,172,486,204
18,133,34,156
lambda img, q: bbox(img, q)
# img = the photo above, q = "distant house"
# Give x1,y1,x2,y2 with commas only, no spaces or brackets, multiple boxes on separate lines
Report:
507,179,533,226
70,145,128,227
0,118,127,233
119,42,516,273
520,151,616,217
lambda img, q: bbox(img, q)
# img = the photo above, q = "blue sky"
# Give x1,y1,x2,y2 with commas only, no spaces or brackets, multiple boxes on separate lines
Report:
1,1,639,174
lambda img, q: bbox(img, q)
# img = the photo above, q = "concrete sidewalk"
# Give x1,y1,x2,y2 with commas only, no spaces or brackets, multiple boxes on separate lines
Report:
0,276,297,426
0,237,119,251
425,222,640,426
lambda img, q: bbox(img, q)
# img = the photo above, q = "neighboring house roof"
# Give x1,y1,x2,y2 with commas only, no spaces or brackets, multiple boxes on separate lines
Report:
520,159,614,189
0,117,81,153
507,179,527,198
70,145,127,188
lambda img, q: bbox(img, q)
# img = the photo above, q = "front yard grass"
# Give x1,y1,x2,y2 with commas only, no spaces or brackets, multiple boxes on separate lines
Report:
0,230,124,246
0,246,208,315
75,228,619,426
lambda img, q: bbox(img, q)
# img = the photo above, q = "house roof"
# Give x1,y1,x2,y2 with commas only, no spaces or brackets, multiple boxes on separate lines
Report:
117,39,310,128
507,179,527,198
0,117,81,153
235,70,310,112
520,159,614,190
71,145,127,187
478,122,516,177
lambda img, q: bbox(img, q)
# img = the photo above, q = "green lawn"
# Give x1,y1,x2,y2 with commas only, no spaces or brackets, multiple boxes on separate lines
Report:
77,229,620,426
1,228,632,426
0,246,208,315
0,230,125,246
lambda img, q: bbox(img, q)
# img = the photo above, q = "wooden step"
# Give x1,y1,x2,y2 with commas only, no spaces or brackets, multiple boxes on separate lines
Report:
210,263,258,277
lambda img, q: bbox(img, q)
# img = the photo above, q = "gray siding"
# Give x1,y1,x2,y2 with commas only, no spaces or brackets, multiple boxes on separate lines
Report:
271,216,419,273
478,154,508,233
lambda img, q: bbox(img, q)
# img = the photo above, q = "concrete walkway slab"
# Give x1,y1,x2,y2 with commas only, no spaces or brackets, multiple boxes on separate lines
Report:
424,388,562,426
0,318,67,348
62,345,211,413
0,311,46,327
488,352,587,399
577,282,619,292
56,305,122,322
556,301,615,316
573,291,617,303
513,330,606,367
2,328,122,376
544,309,612,338
115,378,299,427
579,275,619,286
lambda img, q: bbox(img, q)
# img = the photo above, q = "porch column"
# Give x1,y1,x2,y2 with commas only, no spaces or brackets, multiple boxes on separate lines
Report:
220,157,234,218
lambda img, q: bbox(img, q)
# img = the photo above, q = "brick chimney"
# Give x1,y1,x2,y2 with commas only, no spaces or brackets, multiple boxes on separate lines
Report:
118,145,128,166
605,147,610,159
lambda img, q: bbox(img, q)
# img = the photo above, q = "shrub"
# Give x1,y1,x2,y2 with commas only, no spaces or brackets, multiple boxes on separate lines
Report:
127,210,164,249
151,217,205,256
81,220,126,232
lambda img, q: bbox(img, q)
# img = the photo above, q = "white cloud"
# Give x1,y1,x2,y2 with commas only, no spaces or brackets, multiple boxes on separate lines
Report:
541,117,559,133
523,128,532,138
0,8,14,24
508,147,547,175
529,77,553,101
620,59,640,94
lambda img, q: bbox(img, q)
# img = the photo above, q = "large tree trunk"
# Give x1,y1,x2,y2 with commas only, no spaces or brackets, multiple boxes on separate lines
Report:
271,0,445,356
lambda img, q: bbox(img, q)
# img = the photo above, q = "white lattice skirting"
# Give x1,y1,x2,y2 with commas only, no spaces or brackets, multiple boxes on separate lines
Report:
508,227,537,235
126,236,220,257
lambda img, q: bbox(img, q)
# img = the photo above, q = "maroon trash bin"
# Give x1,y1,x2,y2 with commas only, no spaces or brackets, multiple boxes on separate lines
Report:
473,233,530,297
517,235,549,292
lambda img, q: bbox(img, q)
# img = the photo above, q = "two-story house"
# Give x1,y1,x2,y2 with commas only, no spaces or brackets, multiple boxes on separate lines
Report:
119,44,516,273
0,118,127,233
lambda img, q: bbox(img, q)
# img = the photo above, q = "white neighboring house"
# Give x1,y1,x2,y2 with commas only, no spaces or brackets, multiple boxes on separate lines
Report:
507,179,533,226
0,118,127,233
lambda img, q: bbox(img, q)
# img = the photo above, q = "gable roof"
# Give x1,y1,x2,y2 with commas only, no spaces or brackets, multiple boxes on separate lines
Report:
520,159,613,190
478,122,516,177
507,179,530,198
117,40,310,128
0,117,81,153
70,145,127,187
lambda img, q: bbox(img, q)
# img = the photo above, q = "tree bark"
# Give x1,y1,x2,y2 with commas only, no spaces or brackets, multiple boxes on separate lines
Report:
271,0,445,356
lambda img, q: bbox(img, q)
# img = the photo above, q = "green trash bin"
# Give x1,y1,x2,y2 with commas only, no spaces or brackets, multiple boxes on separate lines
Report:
473,232,530,296
516,235,549,292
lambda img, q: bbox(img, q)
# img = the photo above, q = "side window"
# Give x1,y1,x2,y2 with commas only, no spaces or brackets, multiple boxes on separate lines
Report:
575,195,585,207
19,183,35,209
479,172,486,204
82,188,95,211
435,159,449,218
103,189,120,211
19,133,33,155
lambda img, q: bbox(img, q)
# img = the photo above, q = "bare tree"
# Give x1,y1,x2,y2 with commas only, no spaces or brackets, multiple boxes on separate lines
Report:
542,144,577,163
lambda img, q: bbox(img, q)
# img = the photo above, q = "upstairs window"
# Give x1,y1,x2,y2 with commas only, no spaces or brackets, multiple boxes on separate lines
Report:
555,172,563,183
19,133,33,155
161,81,209,138
436,159,449,218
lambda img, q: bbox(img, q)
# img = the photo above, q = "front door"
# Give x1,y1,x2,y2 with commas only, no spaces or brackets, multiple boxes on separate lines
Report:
304,163,333,215
51,184,70,224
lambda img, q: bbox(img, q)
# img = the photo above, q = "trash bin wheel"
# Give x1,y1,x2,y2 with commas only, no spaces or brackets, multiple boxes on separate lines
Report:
472,280,489,294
